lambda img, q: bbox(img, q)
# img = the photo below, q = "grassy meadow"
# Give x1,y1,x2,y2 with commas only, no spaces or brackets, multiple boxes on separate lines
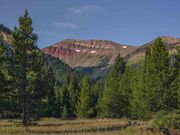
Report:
0,118,165,135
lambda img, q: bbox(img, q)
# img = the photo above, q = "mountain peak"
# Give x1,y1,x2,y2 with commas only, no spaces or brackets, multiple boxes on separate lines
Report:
42,39,138,67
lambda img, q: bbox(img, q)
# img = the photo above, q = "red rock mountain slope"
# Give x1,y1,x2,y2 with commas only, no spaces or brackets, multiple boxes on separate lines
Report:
42,39,138,67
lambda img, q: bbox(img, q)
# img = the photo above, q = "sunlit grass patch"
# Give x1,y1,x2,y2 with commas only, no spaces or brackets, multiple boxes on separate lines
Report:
0,118,164,135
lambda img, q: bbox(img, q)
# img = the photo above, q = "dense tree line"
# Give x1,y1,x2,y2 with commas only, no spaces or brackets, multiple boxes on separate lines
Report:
0,10,180,126
98,38,180,119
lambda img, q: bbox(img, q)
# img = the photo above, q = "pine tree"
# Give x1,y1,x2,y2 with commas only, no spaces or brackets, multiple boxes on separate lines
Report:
144,38,170,112
0,43,15,116
119,66,132,117
168,47,180,110
61,85,71,118
76,75,93,118
0,44,9,112
130,63,149,119
12,9,45,125
67,73,79,117
30,63,47,119
98,54,126,118
46,67,56,117
91,82,103,117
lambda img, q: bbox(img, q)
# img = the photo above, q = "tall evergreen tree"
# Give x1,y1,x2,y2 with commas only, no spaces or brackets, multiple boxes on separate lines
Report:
168,47,180,110
91,82,103,117
130,63,149,119
0,44,10,112
46,67,56,117
67,73,79,117
0,43,16,117
61,85,71,118
144,38,170,112
98,54,126,118
76,75,93,118
12,9,45,125
119,66,132,117
30,62,47,119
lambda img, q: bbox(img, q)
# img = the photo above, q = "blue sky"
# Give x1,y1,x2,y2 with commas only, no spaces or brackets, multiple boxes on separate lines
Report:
0,0,180,48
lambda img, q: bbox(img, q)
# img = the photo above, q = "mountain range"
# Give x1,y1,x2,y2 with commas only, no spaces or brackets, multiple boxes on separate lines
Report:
42,36,180,68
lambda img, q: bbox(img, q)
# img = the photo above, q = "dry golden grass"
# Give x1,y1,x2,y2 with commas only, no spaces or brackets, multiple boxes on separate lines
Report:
0,118,163,135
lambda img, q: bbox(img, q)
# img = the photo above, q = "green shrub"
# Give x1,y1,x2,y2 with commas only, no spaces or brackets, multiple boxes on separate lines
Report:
149,110,180,129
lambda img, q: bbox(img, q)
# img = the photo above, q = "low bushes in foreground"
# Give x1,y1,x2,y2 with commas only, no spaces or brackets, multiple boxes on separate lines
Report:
149,110,180,129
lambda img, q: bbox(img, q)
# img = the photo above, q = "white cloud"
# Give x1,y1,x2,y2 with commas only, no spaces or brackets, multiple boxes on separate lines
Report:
52,22,77,29
66,5,103,15
66,8,82,15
